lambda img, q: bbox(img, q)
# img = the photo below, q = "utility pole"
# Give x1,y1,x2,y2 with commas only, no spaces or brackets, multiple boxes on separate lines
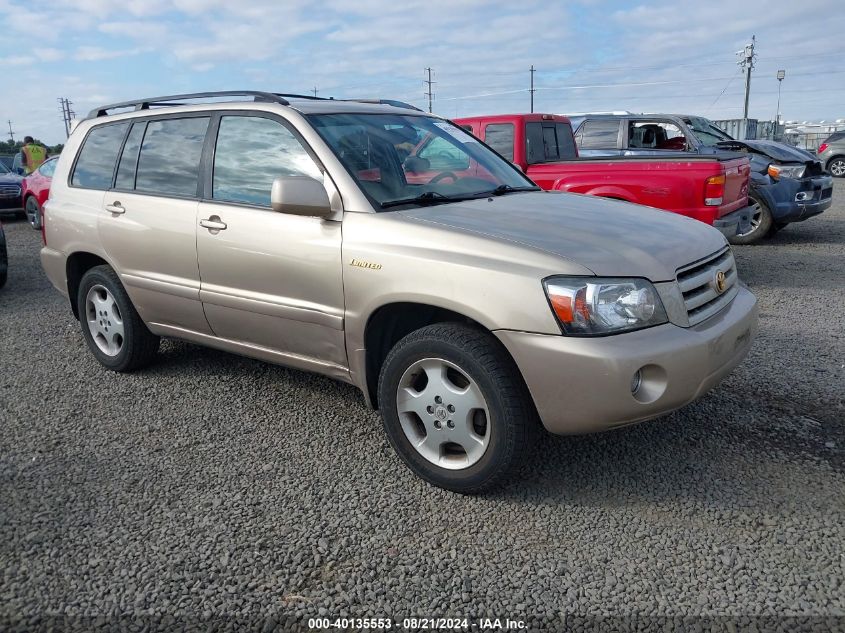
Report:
57,97,76,138
6,120,14,143
529,65,536,113
424,67,435,114
312,87,318,98
737,35,756,121
775,69,786,124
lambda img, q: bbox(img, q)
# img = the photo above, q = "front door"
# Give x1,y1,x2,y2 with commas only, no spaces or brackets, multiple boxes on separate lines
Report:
195,113,346,368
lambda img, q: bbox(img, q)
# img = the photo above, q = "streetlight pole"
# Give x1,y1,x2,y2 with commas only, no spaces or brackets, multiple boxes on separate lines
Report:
776,69,785,124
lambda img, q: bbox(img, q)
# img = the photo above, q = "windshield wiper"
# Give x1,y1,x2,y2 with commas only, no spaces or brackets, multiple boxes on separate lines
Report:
380,191,462,209
485,184,540,196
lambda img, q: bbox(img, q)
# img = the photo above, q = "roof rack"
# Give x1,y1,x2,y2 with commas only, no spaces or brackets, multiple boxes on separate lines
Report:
86,91,292,119
86,91,424,119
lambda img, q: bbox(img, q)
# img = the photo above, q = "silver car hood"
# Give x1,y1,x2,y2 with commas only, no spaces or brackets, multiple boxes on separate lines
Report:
398,191,728,282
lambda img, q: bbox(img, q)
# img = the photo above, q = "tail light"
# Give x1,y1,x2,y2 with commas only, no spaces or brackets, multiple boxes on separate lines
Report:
818,143,828,154
704,174,725,206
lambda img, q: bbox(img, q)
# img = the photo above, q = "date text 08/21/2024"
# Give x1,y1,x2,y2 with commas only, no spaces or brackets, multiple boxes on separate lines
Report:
307,617,527,630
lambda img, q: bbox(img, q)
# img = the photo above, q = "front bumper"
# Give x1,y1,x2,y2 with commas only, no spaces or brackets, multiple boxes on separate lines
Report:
496,286,758,435
713,204,754,237
0,198,22,211
754,174,833,223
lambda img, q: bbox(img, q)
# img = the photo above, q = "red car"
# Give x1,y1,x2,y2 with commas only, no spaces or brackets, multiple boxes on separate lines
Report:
21,156,57,230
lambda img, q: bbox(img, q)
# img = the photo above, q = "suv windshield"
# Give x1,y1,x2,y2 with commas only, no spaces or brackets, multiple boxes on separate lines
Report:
308,113,537,209
0,161,10,174
684,116,734,146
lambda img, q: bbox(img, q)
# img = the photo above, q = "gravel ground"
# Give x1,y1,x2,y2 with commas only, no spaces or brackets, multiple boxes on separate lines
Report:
1,184,844,632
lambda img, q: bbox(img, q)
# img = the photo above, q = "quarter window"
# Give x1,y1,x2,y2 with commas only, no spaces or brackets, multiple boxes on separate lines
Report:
212,116,321,206
71,122,130,189
115,122,146,190
577,120,620,150
135,117,209,197
484,124,514,161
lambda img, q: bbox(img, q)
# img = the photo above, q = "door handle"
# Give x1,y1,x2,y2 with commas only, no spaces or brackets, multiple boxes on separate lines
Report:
199,217,227,231
105,201,125,214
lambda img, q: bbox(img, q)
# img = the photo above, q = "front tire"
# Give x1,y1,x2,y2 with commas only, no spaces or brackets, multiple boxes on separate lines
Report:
729,194,773,245
377,323,538,494
25,196,42,230
77,265,160,372
827,157,845,178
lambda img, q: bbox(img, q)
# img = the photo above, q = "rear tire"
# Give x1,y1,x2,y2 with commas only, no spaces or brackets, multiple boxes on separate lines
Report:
729,194,772,245
377,323,539,494
827,157,845,178
77,265,160,372
25,196,41,230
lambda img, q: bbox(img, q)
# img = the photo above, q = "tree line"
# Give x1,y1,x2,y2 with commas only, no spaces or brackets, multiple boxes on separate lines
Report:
0,139,65,156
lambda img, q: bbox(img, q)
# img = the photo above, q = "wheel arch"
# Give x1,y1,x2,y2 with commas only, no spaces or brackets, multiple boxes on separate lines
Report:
362,301,513,410
66,251,110,319
825,154,845,174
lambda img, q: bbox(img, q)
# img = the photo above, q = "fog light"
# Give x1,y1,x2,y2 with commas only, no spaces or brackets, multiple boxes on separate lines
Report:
795,191,811,202
631,370,642,395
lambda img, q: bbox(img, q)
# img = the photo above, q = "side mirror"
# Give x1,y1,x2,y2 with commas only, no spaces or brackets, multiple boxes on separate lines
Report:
270,175,332,218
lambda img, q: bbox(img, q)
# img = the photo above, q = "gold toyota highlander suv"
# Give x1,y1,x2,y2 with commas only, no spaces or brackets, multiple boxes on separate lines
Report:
41,91,758,493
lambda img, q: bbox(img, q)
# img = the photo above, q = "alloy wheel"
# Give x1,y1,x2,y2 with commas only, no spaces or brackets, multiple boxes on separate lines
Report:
396,357,490,470
85,285,125,356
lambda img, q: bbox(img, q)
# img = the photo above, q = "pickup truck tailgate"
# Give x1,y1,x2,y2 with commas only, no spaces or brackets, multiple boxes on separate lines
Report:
718,157,751,217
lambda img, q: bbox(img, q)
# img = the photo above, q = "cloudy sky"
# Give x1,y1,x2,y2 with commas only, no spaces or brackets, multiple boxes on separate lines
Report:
1,0,843,144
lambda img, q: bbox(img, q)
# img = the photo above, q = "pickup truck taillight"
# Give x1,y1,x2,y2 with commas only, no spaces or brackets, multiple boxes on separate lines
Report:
704,174,725,206
818,143,828,154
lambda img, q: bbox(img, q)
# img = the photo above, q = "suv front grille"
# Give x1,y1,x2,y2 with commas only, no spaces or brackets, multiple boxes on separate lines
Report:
677,247,738,326
0,184,21,199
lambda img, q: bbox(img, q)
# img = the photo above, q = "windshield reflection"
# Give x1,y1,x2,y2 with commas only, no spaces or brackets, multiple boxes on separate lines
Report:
308,113,536,209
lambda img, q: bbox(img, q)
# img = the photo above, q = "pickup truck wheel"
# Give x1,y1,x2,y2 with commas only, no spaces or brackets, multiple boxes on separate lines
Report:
827,157,845,177
77,265,160,372
729,195,772,245
378,323,538,494
25,196,42,230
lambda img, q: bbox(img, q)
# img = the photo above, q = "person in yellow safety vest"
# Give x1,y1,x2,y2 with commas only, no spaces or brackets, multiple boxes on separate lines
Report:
21,136,48,175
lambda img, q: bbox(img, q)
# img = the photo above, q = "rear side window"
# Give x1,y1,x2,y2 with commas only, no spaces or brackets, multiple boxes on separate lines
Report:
484,123,514,161
212,115,321,206
71,122,130,189
135,117,209,197
825,132,845,143
577,120,620,150
115,122,146,190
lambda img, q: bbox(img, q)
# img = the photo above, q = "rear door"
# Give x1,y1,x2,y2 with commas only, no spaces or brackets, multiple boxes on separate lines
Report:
195,112,346,367
96,114,213,334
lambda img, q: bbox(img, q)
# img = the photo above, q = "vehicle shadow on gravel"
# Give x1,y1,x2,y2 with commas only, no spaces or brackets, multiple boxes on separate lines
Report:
497,390,842,506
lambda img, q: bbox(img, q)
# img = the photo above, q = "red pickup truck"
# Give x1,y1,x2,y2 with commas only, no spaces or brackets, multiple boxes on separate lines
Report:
453,113,754,236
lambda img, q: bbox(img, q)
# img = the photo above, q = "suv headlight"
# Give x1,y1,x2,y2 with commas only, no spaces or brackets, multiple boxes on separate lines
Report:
767,163,806,180
544,277,668,336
